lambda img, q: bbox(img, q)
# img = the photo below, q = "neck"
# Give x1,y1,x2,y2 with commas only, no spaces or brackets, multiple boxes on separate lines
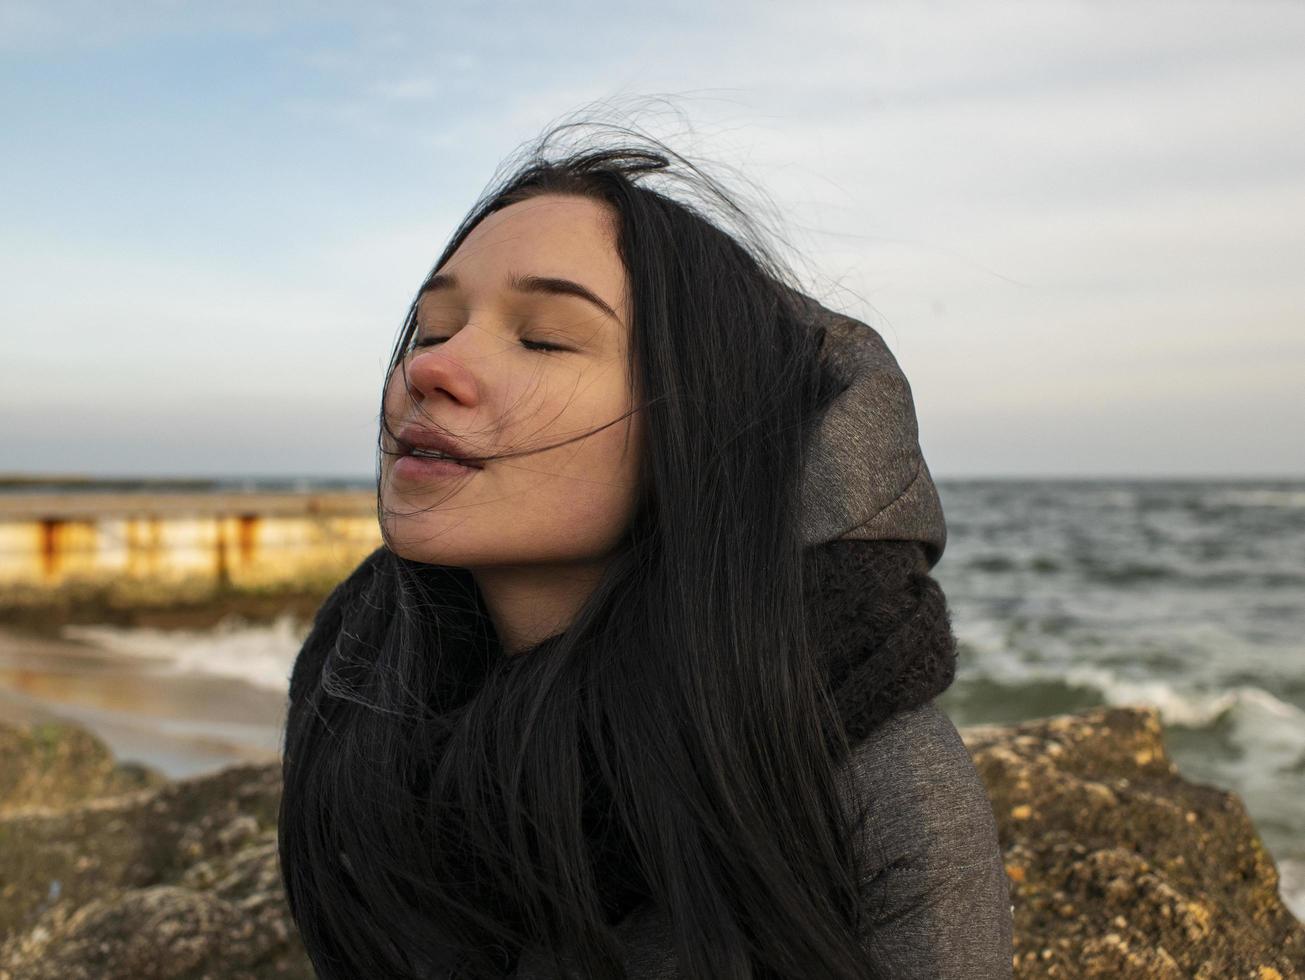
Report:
472,560,608,655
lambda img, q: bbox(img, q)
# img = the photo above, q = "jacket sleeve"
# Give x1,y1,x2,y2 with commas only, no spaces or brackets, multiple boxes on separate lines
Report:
845,701,1014,979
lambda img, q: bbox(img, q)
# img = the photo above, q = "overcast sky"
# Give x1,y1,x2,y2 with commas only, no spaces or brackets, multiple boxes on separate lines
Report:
2,0,1302,479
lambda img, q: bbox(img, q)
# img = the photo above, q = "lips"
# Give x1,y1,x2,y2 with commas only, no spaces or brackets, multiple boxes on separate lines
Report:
394,425,484,469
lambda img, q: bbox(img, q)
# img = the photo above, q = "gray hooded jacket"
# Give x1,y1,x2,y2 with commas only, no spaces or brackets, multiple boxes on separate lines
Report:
512,296,1013,978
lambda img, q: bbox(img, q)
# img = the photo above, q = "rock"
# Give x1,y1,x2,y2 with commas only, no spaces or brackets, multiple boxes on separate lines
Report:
1,883,297,980
1,706,1302,978
961,704,1305,978
0,719,167,817
0,716,308,979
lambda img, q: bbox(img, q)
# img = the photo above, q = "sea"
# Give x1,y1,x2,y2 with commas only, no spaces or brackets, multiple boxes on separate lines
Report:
1,476,1302,918
931,478,1305,920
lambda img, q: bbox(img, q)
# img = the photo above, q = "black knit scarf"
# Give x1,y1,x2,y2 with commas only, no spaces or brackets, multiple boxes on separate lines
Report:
803,537,958,747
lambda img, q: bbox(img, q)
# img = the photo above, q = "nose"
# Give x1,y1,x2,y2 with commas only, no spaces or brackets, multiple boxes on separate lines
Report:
399,334,481,408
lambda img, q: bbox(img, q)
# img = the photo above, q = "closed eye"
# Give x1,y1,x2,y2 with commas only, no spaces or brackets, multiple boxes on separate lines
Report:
409,336,569,353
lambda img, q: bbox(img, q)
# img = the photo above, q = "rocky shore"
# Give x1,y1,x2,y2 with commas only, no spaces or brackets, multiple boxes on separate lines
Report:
1,706,1301,979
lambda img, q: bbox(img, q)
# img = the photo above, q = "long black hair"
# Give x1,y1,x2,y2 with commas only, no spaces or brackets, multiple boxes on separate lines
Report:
280,111,925,979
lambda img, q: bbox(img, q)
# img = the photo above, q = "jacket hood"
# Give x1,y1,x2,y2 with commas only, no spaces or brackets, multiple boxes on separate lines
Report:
790,288,948,569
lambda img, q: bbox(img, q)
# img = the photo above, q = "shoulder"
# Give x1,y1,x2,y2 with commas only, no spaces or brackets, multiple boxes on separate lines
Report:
516,704,1011,980
841,699,994,843
842,700,1014,978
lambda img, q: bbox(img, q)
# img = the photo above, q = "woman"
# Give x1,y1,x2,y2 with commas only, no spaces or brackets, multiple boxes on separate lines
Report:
278,122,1012,979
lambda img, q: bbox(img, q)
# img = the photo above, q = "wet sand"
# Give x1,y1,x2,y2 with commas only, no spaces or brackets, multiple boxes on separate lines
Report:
0,626,287,779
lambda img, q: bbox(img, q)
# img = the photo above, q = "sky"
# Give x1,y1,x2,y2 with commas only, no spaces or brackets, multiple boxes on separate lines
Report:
2,0,1302,479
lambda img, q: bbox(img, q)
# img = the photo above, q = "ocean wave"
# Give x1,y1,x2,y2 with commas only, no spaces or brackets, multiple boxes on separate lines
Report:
61,615,308,693
1204,489,1305,509
1276,857,1305,922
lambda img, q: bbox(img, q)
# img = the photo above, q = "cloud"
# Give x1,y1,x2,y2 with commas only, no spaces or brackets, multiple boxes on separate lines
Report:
2,0,1302,476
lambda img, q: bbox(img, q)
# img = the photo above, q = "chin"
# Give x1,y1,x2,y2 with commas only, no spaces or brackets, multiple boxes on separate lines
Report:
378,521,451,565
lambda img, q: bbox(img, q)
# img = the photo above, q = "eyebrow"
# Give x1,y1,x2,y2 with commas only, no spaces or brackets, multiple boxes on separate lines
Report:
419,271,621,324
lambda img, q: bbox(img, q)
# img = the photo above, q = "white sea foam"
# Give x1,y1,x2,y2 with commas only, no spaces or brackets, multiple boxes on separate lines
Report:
1100,489,1138,508
61,613,309,693
1277,858,1305,923
1042,660,1305,754
1205,489,1305,509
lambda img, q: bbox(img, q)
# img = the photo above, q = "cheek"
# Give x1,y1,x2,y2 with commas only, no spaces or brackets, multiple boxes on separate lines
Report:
382,366,421,434
585,414,643,523
515,403,641,546
382,367,406,411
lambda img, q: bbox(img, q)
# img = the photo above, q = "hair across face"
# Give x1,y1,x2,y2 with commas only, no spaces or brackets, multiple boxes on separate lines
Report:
379,193,645,572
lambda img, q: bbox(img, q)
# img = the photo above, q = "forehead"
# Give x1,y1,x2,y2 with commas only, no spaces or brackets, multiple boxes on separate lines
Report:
432,196,627,308
467,194,619,253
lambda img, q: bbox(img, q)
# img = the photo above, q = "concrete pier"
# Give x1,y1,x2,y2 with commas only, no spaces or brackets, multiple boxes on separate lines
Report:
0,491,382,591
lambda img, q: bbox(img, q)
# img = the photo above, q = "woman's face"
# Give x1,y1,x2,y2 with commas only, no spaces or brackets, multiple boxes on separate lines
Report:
380,193,643,571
